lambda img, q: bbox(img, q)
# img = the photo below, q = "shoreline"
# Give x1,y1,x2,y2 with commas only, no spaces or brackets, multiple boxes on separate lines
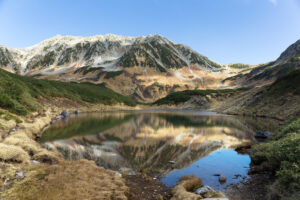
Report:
0,104,279,199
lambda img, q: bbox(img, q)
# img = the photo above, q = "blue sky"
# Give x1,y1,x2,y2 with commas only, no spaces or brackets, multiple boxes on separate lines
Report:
0,0,299,64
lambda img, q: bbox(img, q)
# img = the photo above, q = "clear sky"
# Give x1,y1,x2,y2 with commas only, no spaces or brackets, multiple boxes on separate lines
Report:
0,0,299,64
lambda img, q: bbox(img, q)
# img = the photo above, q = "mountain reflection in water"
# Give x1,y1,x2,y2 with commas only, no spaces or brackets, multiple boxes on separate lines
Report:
41,111,278,189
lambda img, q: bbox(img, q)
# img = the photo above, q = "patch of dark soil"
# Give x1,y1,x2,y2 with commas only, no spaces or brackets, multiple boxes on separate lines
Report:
125,175,172,200
225,172,274,200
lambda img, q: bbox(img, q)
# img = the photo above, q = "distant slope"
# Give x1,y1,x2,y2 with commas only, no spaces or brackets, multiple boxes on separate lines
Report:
222,39,300,88
153,69,300,119
0,68,136,115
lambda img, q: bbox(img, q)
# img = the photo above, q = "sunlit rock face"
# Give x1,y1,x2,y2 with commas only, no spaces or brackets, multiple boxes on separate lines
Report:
42,112,263,175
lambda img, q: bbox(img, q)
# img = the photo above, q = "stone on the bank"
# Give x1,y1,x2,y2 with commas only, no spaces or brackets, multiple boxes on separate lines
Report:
255,131,272,139
114,172,122,177
195,185,227,199
61,110,69,118
16,171,24,178
195,185,215,195
119,167,136,176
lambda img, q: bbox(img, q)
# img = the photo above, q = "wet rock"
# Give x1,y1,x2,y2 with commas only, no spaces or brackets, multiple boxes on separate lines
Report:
255,131,272,139
61,110,69,118
219,174,226,183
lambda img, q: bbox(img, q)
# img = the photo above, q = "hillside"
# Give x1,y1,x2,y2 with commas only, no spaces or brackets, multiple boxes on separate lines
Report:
0,34,245,102
222,39,300,88
154,68,300,119
0,68,136,116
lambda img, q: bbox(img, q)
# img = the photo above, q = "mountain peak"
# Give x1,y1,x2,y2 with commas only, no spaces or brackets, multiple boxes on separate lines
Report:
275,39,300,65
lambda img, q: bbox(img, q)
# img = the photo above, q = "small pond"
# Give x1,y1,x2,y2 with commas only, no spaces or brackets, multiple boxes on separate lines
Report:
41,110,278,190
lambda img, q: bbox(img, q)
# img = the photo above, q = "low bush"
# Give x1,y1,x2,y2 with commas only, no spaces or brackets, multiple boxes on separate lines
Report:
251,116,300,193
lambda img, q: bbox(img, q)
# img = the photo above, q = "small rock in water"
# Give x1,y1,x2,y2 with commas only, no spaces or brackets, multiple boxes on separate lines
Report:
255,131,272,139
169,160,175,164
219,174,226,183
114,172,122,177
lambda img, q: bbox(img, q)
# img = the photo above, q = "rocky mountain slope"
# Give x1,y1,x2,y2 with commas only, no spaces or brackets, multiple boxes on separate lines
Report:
0,34,243,102
222,39,300,88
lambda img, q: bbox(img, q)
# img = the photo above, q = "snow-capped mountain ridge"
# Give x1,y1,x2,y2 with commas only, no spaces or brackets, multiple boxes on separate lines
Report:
0,34,231,102
0,34,221,75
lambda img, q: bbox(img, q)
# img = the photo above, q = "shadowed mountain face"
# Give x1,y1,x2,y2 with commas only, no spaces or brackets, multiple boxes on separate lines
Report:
41,112,278,176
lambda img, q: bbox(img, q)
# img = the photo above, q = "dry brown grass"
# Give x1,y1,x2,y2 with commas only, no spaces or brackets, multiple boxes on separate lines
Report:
2,159,129,200
0,143,30,163
3,131,40,154
171,176,203,200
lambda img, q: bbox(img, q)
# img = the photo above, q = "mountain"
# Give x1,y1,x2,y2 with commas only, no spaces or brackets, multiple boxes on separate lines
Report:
222,39,300,88
0,34,241,102
275,39,300,65
0,34,222,74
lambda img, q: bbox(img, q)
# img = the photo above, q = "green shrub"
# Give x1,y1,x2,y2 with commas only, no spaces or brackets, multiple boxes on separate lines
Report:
251,116,300,192
154,88,246,105
3,115,11,121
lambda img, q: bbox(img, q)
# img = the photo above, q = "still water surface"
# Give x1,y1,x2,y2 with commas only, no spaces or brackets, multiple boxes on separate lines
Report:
41,111,277,190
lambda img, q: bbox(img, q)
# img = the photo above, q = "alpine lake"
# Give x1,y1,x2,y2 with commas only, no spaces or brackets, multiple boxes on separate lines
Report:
40,110,278,191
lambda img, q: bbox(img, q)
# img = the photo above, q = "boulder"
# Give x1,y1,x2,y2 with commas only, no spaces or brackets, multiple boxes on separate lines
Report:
219,175,226,183
114,172,122,177
195,185,215,195
195,185,227,199
55,115,63,120
255,131,272,139
61,110,69,118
